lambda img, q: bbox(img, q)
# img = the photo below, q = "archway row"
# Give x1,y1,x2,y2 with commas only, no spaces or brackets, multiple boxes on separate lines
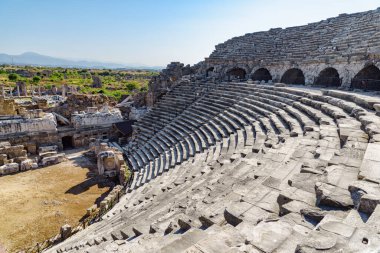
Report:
221,65,380,90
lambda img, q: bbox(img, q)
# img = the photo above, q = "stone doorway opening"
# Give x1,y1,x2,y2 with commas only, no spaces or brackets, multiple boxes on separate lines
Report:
206,67,214,77
62,136,74,150
252,68,272,82
281,68,305,85
227,68,247,81
352,65,380,91
314,67,341,87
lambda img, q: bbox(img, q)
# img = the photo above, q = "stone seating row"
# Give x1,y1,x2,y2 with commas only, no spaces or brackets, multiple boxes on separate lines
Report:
209,9,380,63
126,81,356,191
48,81,380,253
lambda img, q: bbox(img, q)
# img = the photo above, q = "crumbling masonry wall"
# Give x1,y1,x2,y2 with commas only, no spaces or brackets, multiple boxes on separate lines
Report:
200,8,380,88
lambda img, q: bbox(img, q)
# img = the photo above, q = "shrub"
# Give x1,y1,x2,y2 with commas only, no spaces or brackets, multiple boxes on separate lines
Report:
126,82,137,91
8,73,19,82
32,76,41,84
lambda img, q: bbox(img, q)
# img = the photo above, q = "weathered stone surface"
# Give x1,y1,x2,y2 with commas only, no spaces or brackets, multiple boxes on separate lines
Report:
240,220,293,253
319,220,356,238
296,230,337,251
0,97,18,116
359,143,380,183
224,201,252,226
0,163,19,175
71,107,123,128
366,205,380,233
322,165,357,189
280,200,312,216
0,113,57,136
315,182,353,209
278,187,316,206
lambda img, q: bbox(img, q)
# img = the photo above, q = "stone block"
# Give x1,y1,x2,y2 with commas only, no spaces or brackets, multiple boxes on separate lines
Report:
0,163,19,175
315,182,353,209
60,224,72,240
239,220,293,252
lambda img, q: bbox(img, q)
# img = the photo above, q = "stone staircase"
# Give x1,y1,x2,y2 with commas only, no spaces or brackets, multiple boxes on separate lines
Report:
47,81,380,253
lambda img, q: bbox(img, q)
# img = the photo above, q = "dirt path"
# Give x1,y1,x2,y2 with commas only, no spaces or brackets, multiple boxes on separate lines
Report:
0,152,110,252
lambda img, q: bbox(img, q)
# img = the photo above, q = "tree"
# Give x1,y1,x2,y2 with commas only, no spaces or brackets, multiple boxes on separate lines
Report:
8,73,19,82
126,82,137,91
32,76,41,84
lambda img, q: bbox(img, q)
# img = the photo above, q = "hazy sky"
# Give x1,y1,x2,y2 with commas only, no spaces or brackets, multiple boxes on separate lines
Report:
0,0,379,66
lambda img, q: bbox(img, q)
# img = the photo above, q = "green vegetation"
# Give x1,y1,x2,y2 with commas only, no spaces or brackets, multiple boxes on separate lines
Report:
124,167,132,184
8,73,19,82
0,65,159,101
32,76,41,84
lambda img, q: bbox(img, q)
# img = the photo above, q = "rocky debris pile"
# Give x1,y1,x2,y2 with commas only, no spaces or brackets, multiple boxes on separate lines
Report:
116,95,149,120
0,142,38,176
50,94,116,119
128,107,148,120
38,145,66,167
33,95,66,109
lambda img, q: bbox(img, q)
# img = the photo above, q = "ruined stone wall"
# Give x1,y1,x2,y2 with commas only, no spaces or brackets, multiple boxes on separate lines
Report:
146,62,194,106
201,8,380,87
0,97,18,116
71,108,123,129
0,113,57,136
50,94,116,119
70,127,119,148
0,126,118,152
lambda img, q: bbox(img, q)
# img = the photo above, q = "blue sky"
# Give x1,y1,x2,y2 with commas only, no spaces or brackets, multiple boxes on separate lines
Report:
0,0,379,66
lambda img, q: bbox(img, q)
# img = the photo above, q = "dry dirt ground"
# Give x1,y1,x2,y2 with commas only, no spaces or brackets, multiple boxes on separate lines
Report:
0,150,111,252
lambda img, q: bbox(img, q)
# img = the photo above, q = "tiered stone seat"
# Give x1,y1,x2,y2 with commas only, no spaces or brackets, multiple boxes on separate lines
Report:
209,9,380,64
47,81,380,253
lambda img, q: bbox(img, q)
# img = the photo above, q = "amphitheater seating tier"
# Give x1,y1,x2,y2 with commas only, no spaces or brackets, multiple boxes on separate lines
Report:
208,9,380,64
46,81,380,253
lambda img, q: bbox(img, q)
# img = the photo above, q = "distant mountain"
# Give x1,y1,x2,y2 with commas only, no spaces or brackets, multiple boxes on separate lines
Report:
0,52,162,70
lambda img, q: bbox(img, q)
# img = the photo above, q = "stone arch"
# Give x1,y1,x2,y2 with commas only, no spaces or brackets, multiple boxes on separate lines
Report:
281,68,305,85
226,67,247,81
251,68,272,82
206,67,214,77
314,67,341,87
351,65,380,90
